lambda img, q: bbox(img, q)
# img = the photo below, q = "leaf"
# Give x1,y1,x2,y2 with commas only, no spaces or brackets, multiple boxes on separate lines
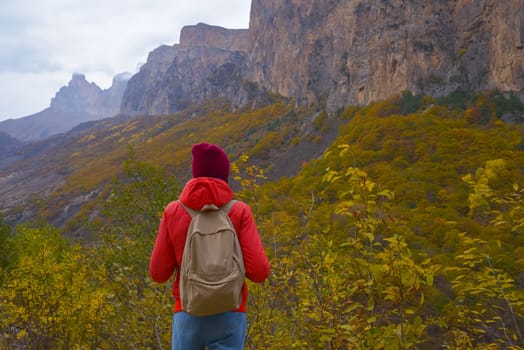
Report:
17,329,27,339
426,273,434,287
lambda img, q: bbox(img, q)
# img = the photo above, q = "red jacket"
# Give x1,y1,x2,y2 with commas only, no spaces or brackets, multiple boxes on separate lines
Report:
149,177,270,313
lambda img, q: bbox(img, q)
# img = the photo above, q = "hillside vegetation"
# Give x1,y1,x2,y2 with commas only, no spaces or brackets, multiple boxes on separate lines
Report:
18,96,305,231
1,91,523,349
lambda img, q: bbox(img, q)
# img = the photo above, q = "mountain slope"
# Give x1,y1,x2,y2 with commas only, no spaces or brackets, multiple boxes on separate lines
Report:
0,108,98,142
1,90,522,238
0,97,321,230
0,130,22,156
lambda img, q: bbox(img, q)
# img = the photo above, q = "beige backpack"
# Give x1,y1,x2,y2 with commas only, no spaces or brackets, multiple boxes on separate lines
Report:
178,200,245,316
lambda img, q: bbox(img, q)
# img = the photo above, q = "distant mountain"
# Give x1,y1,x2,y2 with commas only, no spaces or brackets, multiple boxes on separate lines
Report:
0,73,131,142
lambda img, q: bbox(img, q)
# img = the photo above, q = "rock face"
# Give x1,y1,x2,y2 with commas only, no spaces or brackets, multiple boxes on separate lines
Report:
121,1,523,117
121,23,258,116
120,45,179,115
248,0,524,112
0,73,130,142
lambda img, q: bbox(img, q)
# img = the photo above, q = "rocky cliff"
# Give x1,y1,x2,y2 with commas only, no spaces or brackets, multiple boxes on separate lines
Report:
121,23,267,116
122,0,523,117
248,0,524,113
120,45,179,115
0,73,130,142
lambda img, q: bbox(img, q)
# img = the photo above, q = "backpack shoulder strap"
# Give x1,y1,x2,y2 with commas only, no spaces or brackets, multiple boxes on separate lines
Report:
220,199,237,214
178,200,198,218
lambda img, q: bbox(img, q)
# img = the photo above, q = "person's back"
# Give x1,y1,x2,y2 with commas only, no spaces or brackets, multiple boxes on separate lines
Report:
149,142,271,350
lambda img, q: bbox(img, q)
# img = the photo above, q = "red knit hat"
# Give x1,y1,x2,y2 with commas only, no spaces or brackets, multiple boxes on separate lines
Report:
191,143,230,182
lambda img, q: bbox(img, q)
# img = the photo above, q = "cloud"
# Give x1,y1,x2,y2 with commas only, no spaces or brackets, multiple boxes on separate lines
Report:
0,71,70,120
0,0,251,120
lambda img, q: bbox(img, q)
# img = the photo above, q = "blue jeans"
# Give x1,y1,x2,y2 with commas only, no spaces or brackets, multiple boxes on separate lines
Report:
172,311,247,350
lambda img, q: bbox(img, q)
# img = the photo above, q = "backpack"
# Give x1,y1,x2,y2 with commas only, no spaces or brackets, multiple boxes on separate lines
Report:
178,200,245,316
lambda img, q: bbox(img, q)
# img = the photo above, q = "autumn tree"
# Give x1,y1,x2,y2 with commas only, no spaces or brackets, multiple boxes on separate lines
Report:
90,147,181,349
0,225,111,349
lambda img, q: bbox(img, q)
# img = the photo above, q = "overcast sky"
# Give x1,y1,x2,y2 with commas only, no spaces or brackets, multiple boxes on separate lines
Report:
0,0,251,121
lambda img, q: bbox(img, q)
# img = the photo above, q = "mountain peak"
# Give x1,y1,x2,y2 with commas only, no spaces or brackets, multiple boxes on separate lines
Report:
0,73,130,142
179,22,249,51
51,74,103,112
72,72,86,80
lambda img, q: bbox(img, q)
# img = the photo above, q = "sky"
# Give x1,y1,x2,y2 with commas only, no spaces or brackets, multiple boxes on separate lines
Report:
0,0,252,122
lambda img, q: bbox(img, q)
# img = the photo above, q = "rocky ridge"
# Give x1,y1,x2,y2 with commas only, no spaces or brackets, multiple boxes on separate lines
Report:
0,73,130,142
122,0,524,116
3,1,523,141
121,23,269,116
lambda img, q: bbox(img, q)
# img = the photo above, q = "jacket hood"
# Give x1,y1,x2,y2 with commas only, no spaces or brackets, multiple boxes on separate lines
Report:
179,177,234,211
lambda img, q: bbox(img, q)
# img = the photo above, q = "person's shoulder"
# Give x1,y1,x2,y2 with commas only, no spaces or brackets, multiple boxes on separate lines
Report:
164,200,183,215
230,199,253,215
